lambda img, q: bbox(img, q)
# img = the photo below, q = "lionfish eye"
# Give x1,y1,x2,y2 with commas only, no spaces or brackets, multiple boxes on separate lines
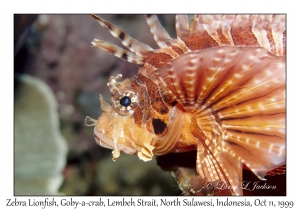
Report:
120,96,131,107
112,90,138,116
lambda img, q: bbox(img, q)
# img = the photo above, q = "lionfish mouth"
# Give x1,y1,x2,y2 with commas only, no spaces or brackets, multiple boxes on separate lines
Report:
93,127,137,155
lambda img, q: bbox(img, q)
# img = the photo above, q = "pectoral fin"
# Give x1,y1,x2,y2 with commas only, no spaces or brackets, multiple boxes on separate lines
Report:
196,143,243,195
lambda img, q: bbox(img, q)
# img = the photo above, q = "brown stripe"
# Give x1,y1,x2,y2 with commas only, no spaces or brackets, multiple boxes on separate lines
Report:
121,52,127,60
133,105,143,126
172,46,184,55
266,28,276,55
144,52,172,68
282,31,286,56
231,26,259,46
138,73,169,115
217,28,230,45
118,31,125,41
182,33,219,50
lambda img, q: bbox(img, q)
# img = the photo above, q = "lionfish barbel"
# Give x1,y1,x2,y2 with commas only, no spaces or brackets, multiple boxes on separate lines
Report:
85,14,286,195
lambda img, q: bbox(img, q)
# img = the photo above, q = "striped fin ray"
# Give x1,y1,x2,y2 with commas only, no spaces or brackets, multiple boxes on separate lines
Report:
193,111,244,195
144,14,173,48
192,123,243,195
175,15,189,37
251,15,273,53
145,15,190,56
230,15,260,47
270,15,286,56
222,129,285,179
211,59,285,111
219,15,236,45
196,15,224,46
217,87,285,119
91,39,144,64
182,15,220,50
91,14,153,63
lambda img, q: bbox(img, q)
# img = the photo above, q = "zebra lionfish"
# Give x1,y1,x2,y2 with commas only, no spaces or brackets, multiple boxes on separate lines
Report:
85,14,286,195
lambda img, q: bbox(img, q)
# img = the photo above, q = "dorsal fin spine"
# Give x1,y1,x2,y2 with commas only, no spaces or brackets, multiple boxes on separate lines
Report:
91,14,153,58
92,39,144,64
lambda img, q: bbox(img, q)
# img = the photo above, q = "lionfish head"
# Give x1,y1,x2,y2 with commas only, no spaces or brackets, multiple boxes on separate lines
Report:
86,72,183,162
